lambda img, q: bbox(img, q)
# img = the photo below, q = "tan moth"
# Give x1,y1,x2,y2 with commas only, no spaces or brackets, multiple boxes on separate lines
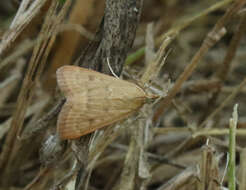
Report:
56,65,156,139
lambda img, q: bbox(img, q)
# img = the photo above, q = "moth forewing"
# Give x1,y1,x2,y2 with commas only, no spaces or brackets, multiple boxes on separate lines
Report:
56,65,156,140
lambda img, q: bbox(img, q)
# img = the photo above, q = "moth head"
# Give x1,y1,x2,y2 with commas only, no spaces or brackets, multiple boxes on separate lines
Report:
145,92,159,104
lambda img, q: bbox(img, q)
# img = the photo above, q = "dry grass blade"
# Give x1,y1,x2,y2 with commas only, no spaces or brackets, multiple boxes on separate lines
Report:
239,149,246,190
156,166,198,190
153,0,246,123
198,143,221,190
0,0,72,186
0,0,50,56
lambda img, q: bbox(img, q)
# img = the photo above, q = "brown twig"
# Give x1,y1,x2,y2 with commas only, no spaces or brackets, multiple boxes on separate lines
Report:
201,11,246,122
153,0,246,123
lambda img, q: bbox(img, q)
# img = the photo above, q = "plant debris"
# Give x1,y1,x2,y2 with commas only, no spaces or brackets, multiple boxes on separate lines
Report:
0,0,246,189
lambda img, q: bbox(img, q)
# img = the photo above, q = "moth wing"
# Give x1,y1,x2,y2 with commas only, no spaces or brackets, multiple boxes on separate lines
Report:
57,98,141,139
56,65,147,139
56,65,146,99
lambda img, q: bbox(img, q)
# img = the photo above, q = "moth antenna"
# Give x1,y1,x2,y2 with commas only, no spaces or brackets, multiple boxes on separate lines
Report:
107,58,120,79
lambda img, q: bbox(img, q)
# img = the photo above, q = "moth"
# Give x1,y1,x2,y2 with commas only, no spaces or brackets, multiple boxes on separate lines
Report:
56,65,157,139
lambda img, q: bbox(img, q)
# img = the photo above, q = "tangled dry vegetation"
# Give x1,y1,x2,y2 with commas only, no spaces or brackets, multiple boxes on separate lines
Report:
0,0,246,190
